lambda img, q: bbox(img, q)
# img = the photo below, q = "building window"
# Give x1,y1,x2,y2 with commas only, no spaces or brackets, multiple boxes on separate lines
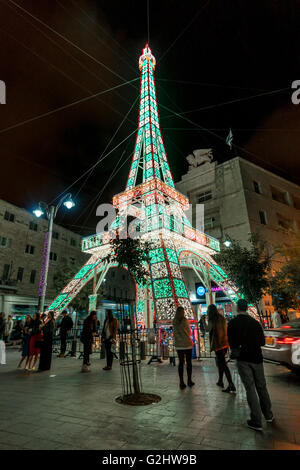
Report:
70,257,75,265
70,238,76,246
4,211,15,222
29,221,38,231
50,252,57,261
270,186,289,205
113,287,116,297
2,264,10,280
292,194,300,210
52,231,59,240
25,244,35,254
0,236,11,248
30,270,36,284
259,211,267,225
253,181,261,194
17,267,24,282
122,275,126,281
197,190,212,203
204,217,215,230
277,213,294,231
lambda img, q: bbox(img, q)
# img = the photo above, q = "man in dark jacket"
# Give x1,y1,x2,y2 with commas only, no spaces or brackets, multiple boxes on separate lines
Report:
228,299,273,431
58,310,73,357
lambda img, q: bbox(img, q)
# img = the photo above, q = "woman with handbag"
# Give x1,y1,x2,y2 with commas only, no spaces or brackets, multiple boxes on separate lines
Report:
27,313,43,371
38,311,56,371
207,304,236,393
81,311,97,372
101,309,118,371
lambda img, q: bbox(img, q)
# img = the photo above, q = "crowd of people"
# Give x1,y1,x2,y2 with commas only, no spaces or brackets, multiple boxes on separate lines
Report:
0,308,118,374
1,301,277,432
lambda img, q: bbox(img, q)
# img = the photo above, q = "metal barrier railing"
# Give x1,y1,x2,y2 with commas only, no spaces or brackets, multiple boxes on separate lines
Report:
51,324,213,362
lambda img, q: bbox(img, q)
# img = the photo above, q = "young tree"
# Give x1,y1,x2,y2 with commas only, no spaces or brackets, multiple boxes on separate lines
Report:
109,237,151,396
212,234,272,322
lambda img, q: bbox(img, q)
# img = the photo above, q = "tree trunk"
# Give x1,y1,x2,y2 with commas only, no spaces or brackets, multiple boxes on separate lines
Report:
129,302,140,394
255,302,264,328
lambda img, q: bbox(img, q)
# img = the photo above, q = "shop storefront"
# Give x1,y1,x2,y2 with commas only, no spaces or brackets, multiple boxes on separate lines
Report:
194,282,234,320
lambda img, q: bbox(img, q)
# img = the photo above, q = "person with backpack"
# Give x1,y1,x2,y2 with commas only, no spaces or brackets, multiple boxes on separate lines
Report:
228,299,273,431
58,310,73,357
81,311,97,372
207,304,236,393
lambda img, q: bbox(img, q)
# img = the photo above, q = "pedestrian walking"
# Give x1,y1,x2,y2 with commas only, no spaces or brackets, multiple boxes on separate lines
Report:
17,315,32,369
101,309,118,371
271,309,282,328
80,311,97,372
228,299,273,431
198,314,207,338
38,311,56,371
27,313,43,371
0,312,6,365
58,310,73,357
172,306,195,389
4,315,13,344
207,304,236,393
11,319,23,347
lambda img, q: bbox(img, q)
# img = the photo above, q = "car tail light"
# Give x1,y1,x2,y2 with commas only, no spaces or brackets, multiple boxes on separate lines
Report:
281,325,291,329
276,337,298,345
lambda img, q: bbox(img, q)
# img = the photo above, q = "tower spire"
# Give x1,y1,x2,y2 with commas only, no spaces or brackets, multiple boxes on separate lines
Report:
126,45,175,190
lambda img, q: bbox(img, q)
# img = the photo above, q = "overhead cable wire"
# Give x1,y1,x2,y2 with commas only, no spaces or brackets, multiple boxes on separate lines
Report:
164,128,300,132
73,96,139,200
50,128,137,204
56,0,137,76
157,78,273,92
68,0,136,66
0,78,139,135
79,149,134,228
159,102,300,182
5,0,138,89
160,87,290,120
3,0,137,112
147,0,150,45
158,0,211,64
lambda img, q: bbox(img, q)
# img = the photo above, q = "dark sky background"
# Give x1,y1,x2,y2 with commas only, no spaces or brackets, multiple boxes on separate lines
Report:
0,0,300,236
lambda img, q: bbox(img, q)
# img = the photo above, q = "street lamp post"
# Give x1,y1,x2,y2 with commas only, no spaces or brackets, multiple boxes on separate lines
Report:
33,194,75,313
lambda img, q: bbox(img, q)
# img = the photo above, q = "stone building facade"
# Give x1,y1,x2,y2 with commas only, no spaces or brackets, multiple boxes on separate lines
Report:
176,156,300,322
0,199,88,316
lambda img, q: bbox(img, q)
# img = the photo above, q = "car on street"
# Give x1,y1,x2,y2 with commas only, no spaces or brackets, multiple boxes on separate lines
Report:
262,319,300,373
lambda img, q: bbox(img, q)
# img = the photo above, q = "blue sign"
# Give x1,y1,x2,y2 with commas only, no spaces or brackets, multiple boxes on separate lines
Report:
197,286,206,297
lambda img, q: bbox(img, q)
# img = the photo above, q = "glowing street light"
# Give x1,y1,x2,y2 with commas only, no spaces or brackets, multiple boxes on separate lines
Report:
63,197,75,210
33,207,44,218
33,193,75,313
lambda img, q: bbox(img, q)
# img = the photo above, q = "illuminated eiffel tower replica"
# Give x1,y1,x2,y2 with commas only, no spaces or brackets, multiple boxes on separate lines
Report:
47,45,251,327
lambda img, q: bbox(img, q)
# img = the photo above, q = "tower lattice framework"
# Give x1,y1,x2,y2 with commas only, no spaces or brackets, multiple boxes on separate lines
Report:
47,45,250,325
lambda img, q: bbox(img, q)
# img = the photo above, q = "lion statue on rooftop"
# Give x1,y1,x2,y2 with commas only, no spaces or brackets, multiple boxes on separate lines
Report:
186,149,213,169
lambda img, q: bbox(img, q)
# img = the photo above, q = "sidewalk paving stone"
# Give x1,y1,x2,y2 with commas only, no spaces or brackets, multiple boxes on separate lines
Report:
0,350,299,450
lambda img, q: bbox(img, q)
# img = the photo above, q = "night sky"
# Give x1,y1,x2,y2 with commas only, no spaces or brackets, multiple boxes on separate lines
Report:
1,0,300,236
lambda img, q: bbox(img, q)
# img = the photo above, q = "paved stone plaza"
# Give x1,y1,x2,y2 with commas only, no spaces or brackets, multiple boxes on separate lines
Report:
0,350,299,451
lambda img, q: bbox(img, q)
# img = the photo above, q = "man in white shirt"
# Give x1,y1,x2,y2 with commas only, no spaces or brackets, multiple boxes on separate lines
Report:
272,310,282,328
